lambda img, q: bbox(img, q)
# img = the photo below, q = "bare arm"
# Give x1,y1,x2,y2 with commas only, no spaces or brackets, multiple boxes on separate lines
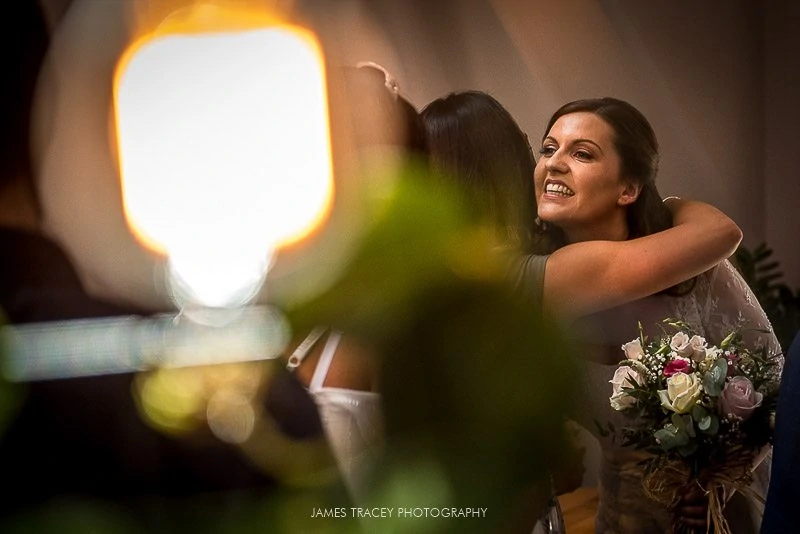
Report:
542,198,742,318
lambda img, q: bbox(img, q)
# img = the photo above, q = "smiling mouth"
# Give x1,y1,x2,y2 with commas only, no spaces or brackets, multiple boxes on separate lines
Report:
544,182,575,197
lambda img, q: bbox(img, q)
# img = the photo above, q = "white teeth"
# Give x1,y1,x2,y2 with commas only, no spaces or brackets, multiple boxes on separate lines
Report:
545,183,574,196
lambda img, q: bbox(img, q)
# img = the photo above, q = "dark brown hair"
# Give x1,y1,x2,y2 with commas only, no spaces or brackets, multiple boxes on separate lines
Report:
422,91,537,252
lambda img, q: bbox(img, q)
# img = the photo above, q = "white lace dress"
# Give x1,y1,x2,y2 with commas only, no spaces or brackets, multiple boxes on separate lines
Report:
571,261,783,534
287,329,383,503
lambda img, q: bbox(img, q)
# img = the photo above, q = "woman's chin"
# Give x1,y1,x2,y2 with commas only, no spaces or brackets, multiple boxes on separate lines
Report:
537,208,566,227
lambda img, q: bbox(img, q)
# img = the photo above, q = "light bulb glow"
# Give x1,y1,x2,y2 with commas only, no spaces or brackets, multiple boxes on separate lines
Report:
114,12,333,307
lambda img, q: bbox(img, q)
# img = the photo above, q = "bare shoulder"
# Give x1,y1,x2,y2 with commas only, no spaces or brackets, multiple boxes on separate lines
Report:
288,331,379,392
326,334,380,392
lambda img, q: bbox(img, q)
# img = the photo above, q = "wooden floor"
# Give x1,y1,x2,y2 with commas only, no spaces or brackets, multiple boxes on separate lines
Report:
558,487,598,534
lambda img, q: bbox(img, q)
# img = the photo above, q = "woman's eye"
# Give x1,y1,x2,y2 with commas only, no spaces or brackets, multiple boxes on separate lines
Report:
574,150,593,160
539,146,556,157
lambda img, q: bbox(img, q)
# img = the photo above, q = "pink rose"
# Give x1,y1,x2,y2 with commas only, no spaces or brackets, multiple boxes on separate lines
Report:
719,376,763,421
621,339,644,361
688,335,707,362
663,358,692,378
670,332,693,357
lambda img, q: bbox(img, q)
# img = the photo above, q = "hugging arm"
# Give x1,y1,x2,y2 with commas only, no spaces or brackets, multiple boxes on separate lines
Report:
542,198,742,318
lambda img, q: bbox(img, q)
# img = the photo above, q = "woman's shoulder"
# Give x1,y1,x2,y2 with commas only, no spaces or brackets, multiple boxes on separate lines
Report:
287,330,379,392
509,253,548,287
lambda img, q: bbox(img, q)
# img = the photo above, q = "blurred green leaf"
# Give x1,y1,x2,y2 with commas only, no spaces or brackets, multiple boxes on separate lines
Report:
0,318,25,439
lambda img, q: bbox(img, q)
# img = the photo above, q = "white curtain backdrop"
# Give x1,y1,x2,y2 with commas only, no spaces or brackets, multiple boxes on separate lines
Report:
36,0,800,310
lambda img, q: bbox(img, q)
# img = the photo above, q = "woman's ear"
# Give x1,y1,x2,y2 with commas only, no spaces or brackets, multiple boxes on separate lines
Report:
617,181,641,206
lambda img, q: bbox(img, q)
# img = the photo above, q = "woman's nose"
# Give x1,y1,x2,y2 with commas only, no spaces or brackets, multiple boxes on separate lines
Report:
545,149,568,173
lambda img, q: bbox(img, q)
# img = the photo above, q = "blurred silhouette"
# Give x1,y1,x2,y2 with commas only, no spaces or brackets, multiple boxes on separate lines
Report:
0,3,340,531
282,63,425,503
761,330,800,534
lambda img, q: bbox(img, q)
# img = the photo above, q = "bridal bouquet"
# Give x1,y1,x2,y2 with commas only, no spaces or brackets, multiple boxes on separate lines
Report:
607,319,780,534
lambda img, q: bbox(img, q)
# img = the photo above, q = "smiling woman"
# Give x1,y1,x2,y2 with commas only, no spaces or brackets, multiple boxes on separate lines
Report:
536,112,636,243
533,97,782,533
533,97,671,252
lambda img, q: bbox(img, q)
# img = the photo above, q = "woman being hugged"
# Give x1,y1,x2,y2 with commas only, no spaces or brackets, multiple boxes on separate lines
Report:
532,97,781,533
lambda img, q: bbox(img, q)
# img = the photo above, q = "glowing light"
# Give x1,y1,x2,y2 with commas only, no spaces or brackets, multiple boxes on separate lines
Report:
114,8,333,307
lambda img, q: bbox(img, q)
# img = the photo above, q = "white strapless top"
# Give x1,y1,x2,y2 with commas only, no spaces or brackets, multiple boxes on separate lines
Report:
288,329,383,502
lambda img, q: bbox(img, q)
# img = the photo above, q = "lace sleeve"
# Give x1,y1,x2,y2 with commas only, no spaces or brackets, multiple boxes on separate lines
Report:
700,260,783,372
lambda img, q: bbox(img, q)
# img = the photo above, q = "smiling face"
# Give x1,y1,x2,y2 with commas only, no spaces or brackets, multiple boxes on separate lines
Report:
533,111,640,242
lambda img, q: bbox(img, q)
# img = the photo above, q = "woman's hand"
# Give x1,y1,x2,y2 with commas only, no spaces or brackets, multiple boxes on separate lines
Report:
674,482,709,530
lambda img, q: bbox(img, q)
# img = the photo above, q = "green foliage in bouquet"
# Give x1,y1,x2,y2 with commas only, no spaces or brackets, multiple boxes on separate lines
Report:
614,319,779,460
734,243,800,353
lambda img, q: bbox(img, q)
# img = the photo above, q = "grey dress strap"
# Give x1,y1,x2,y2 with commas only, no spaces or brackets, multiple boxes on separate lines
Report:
511,254,549,308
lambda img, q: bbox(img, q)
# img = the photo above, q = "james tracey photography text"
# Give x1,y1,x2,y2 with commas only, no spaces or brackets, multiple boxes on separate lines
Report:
310,507,489,519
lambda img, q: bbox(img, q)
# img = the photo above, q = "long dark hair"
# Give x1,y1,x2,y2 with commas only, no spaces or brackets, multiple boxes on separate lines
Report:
421,91,537,252
540,97,694,294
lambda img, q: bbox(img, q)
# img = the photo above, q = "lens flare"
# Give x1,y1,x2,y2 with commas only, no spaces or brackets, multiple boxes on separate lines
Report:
114,6,333,307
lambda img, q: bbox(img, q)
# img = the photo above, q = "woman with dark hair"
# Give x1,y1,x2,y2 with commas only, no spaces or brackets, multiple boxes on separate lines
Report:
533,97,781,533
424,92,537,251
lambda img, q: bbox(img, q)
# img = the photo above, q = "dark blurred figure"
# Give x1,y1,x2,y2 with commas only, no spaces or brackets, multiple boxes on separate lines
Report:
761,331,800,534
284,70,576,532
281,63,426,503
0,3,335,531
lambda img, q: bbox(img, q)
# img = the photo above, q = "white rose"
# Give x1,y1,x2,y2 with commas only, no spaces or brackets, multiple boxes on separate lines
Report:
670,332,693,357
609,366,643,411
688,335,707,362
658,372,703,414
621,339,644,361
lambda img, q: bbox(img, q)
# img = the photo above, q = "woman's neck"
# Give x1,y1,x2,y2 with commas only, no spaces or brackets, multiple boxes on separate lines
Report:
563,213,629,244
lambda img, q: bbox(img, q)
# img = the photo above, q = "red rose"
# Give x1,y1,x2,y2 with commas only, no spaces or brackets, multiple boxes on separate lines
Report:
663,358,692,378
725,352,738,377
